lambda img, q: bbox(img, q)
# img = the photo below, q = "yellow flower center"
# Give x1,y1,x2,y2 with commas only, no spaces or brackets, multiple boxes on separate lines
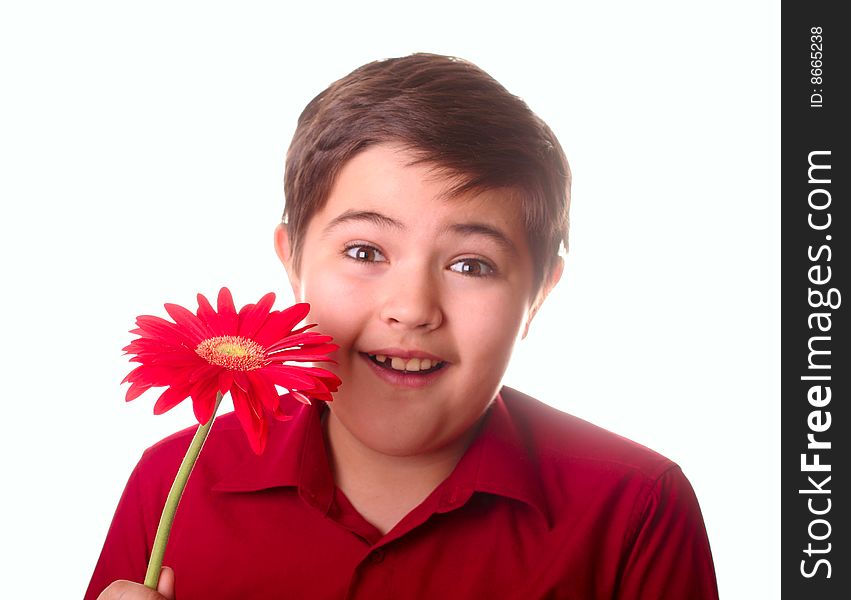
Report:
215,342,247,356
195,335,266,371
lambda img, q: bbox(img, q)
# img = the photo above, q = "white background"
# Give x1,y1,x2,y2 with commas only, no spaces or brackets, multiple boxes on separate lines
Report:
0,1,778,597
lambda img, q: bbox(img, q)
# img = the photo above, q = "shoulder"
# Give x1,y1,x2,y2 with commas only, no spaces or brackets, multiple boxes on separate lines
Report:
499,386,677,484
495,388,718,596
496,387,709,556
132,412,259,493
140,411,248,462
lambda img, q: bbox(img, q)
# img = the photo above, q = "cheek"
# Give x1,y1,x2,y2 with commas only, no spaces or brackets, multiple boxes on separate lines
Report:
450,287,529,368
301,271,373,351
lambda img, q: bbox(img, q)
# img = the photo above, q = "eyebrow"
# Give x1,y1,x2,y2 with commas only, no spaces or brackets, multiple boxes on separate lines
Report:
321,209,517,255
443,222,518,255
321,210,405,237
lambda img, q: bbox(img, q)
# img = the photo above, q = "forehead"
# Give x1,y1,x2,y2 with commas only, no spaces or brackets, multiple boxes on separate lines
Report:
311,144,529,240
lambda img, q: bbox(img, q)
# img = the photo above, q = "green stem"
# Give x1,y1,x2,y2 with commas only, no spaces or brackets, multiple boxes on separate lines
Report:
144,391,224,589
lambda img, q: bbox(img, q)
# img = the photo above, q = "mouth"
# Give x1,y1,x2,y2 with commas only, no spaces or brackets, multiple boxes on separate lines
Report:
358,351,450,389
362,352,447,375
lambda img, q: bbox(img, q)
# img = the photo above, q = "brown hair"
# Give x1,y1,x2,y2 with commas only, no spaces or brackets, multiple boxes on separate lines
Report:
283,53,570,295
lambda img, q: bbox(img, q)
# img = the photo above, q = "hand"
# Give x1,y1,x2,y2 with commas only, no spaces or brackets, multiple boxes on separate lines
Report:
96,566,175,600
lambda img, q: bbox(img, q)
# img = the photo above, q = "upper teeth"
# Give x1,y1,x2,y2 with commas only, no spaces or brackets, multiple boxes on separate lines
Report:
369,354,442,372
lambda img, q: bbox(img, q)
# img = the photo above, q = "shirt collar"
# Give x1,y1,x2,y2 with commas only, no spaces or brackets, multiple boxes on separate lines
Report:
212,387,551,528
212,400,334,513
437,389,552,529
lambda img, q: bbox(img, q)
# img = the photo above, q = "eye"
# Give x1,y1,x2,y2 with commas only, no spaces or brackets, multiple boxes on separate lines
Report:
343,244,387,263
449,258,495,277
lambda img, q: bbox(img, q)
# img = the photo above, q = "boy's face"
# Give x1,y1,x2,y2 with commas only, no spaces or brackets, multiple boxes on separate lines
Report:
276,144,551,458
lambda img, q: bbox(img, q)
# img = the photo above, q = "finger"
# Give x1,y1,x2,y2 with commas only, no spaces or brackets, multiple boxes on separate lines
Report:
157,566,176,600
96,579,167,599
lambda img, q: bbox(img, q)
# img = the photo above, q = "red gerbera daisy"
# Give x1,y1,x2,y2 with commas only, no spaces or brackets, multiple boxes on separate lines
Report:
122,287,341,454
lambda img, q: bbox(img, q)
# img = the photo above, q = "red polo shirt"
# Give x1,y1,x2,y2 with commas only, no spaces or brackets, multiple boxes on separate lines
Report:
86,387,718,599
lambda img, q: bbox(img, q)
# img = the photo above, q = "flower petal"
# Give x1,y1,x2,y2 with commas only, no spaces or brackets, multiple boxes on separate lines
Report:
261,364,322,389
265,332,334,354
247,371,279,413
237,292,276,339
216,288,238,334
252,303,310,347
190,376,220,425
153,386,191,415
135,315,195,346
165,302,213,344
273,393,302,421
264,344,339,362
291,390,312,405
124,381,153,402
187,363,219,384
124,364,195,387
292,365,341,379
231,384,267,454
196,292,221,333
232,371,250,392
218,370,234,395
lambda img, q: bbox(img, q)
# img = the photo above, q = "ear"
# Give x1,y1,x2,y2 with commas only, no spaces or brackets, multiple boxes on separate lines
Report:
521,256,564,340
274,222,303,301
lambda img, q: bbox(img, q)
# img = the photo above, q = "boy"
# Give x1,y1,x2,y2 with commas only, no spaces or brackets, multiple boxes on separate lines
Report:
88,54,718,599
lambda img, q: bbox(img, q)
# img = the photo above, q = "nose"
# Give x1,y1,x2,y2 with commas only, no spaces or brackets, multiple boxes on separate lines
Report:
379,265,444,331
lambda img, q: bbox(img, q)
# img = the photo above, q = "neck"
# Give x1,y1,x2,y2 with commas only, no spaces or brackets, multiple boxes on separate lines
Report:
321,408,480,534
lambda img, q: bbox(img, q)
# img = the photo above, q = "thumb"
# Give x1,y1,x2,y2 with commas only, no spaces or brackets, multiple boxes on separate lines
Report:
157,566,175,600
